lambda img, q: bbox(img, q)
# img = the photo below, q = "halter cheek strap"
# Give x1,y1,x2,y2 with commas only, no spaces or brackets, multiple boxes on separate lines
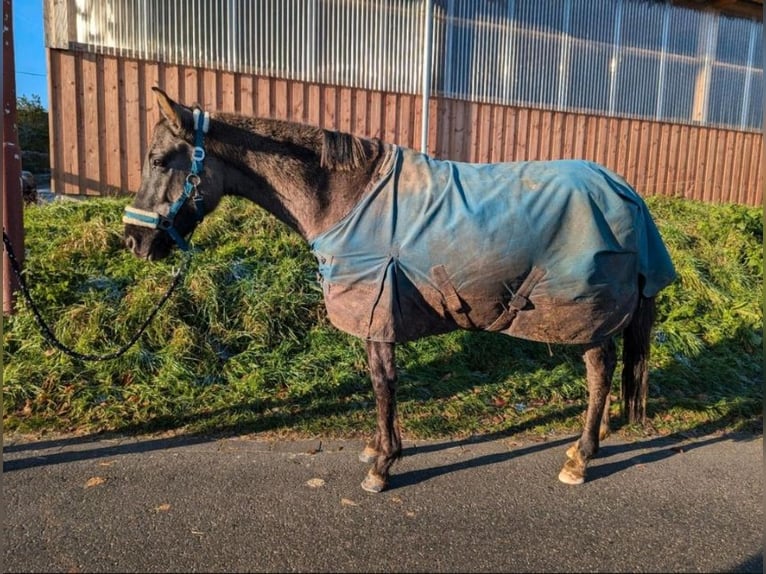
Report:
123,108,210,252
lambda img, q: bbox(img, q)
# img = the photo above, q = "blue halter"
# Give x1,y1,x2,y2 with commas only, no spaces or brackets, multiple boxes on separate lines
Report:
123,108,210,251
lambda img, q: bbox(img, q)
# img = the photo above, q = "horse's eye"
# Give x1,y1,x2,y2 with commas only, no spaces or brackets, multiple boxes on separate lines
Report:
151,157,165,168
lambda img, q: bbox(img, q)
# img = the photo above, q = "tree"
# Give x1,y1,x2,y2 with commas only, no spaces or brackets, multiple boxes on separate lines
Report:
16,94,49,173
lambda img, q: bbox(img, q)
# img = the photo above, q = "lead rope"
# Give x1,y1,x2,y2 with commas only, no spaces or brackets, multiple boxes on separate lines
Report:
2,230,190,361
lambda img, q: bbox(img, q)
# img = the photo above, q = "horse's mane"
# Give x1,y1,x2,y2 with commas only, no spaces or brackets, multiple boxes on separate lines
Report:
320,130,368,172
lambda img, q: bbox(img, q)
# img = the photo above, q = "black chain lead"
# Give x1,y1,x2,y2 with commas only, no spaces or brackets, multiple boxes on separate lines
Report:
3,230,189,361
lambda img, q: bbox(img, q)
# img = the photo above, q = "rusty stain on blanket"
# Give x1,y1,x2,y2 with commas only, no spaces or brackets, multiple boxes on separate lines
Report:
310,146,676,344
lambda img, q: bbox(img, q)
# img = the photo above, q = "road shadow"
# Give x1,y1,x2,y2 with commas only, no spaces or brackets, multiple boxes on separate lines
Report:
388,429,757,491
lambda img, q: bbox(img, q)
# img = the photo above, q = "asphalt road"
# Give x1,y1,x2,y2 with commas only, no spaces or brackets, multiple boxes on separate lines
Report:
3,431,762,573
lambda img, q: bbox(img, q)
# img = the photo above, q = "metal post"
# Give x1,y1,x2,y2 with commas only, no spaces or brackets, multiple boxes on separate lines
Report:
3,0,24,315
420,0,433,154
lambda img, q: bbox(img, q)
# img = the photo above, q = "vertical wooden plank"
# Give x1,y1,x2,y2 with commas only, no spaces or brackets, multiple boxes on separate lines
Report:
384,93,398,145
435,98,451,159
140,60,159,176
738,132,755,205
307,83,322,127
201,68,217,110
397,94,414,149
514,107,530,161
59,52,79,195
655,123,672,198
551,111,566,159
634,120,652,195
718,129,735,203
693,127,709,202
614,118,631,182
559,112,580,159
102,55,121,194
527,109,542,160
466,102,479,162
47,50,64,195
239,74,254,116
182,66,199,106
273,78,289,120
754,136,764,206
728,131,744,204
584,115,599,163
684,125,700,201
641,122,659,197
666,123,682,199
674,124,691,200
477,103,493,163
427,97,439,157
703,127,719,203
490,105,505,163
256,77,273,118
338,86,353,134
411,94,422,153
602,118,620,173
452,100,467,161
161,63,180,102
221,72,236,112
80,53,100,195
532,110,553,160
291,80,306,123
124,59,142,194
625,119,642,190
353,89,368,138
502,106,517,162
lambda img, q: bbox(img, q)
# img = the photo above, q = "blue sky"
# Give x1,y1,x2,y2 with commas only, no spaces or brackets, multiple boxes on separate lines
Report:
13,1,48,109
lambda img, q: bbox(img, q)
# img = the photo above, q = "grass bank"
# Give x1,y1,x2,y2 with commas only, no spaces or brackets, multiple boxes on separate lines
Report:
3,196,762,439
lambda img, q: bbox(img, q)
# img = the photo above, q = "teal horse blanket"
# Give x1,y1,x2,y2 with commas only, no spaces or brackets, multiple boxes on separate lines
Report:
310,146,676,344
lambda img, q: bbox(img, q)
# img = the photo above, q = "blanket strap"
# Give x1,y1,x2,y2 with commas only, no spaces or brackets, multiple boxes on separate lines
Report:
486,266,546,332
431,264,475,329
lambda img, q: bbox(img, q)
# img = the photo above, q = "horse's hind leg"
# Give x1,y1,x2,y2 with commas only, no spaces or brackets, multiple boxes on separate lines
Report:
360,340,402,493
559,338,617,485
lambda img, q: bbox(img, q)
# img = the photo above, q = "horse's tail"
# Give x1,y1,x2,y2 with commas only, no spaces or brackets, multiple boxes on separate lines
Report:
621,295,656,424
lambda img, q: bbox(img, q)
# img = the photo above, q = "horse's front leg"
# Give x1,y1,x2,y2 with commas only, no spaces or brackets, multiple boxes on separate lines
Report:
559,338,617,485
360,340,402,493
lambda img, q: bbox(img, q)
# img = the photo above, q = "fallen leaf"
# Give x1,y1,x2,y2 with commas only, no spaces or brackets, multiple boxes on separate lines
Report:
154,503,171,512
306,478,326,488
389,496,403,504
405,511,416,518
340,498,359,507
98,461,116,467
84,476,107,488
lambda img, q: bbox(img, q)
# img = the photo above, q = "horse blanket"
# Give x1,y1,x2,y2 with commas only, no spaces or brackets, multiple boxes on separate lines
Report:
309,146,676,344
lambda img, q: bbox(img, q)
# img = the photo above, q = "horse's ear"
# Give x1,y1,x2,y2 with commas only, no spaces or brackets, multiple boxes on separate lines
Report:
152,87,188,133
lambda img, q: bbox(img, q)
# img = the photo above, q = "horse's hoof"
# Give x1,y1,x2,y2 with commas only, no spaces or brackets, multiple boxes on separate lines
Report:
361,471,387,493
558,459,586,485
358,446,378,464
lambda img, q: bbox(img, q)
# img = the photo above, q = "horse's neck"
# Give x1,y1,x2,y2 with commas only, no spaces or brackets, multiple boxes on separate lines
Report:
212,116,386,240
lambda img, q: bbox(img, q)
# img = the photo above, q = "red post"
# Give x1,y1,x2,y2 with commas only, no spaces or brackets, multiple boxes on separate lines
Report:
3,0,24,315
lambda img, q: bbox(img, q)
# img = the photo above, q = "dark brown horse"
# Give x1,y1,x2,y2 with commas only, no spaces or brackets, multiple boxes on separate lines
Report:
124,88,675,493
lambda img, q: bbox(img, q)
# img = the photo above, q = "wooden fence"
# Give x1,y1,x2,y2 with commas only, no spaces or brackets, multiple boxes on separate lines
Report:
48,49,763,206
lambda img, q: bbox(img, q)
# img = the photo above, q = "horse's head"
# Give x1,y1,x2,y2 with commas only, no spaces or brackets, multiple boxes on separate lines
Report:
123,88,223,260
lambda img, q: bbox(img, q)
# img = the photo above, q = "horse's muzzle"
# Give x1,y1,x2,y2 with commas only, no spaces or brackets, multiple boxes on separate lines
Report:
124,225,172,261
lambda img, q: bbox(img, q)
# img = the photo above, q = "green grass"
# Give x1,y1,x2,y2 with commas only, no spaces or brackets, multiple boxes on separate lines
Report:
3,195,762,440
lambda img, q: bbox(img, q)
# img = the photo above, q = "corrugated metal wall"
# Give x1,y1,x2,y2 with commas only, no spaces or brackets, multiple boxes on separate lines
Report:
47,50,763,205
53,0,763,131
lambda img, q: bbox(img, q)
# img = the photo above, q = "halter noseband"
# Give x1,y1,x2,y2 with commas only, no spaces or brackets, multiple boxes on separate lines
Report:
123,108,210,251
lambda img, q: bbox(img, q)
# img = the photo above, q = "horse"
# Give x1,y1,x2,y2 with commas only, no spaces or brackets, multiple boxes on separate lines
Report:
124,88,676,493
